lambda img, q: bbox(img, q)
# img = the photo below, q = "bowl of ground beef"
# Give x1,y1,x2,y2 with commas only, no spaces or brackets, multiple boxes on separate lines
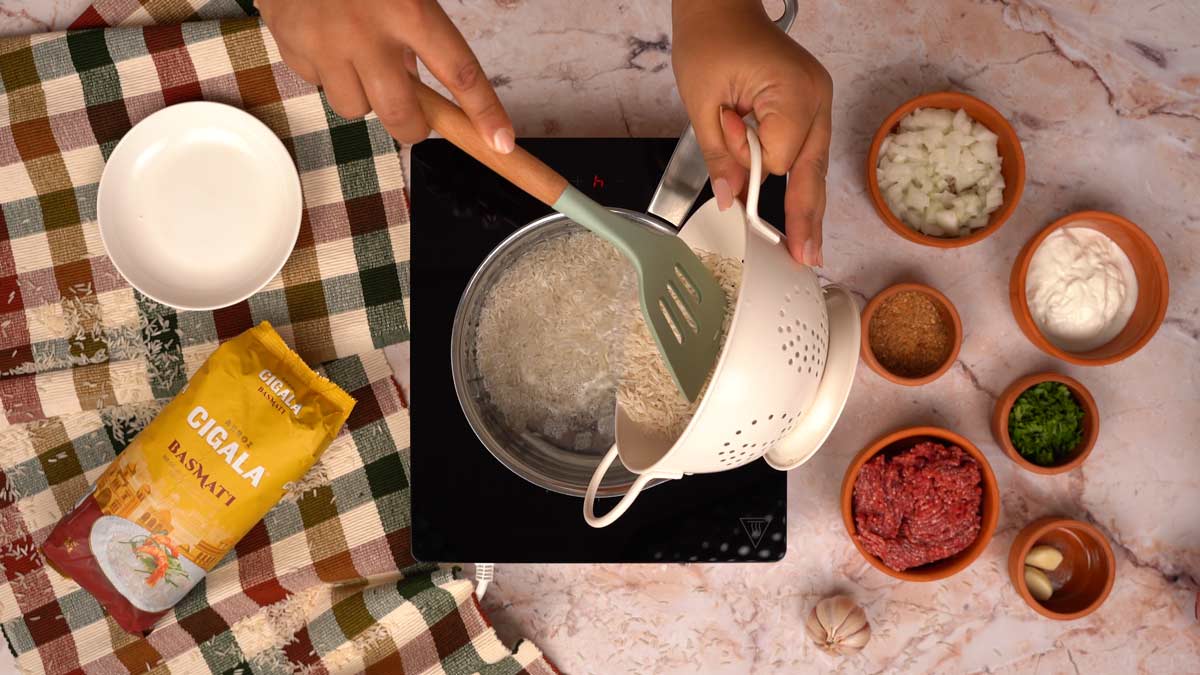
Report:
840,426,1000,581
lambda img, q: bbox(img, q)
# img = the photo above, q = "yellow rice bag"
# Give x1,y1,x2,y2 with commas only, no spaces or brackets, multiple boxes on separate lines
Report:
42,322,355,634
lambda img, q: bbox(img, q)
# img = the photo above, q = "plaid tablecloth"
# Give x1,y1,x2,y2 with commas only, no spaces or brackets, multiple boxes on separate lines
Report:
0,16,411,429
0,2,558,674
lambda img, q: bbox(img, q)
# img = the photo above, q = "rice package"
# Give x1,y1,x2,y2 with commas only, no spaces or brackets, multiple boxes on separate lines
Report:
41,322,355,634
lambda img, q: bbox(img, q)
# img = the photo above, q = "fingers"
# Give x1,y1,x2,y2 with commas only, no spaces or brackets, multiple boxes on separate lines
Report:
408,2,514,153
356,50,429,144
276,42,319,85
694,105,748,211
755,108,809,177
783,106,831,266
718,108,753,202
318,61,371,120
402,47,419,77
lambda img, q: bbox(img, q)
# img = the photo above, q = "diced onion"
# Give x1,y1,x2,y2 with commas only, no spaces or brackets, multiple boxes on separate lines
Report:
876,108,1005,237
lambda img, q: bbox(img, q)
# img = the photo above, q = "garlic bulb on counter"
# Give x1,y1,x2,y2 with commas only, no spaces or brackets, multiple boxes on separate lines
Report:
804,595,871,656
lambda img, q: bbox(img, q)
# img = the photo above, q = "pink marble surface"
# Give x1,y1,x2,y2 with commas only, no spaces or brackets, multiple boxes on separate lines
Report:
0,0,83,35
440,2,1200,673
5,1,1198,674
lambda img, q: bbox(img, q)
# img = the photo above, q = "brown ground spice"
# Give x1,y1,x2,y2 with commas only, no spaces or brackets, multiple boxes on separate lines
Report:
868,291,953,377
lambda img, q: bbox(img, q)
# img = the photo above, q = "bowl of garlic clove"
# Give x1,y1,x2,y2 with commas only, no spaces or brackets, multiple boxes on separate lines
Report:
1008,517,1115,620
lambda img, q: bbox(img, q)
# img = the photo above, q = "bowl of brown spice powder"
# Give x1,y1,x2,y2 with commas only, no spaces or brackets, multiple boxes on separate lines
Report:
860,282,962,386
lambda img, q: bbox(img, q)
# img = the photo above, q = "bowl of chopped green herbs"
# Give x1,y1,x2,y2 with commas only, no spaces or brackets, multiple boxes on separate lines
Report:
993,373,1098,474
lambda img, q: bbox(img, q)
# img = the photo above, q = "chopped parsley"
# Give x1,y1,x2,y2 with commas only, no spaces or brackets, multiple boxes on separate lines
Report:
1008,382,1085,466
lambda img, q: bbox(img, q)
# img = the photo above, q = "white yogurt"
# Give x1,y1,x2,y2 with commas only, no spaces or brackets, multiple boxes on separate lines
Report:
1025,226,1137,352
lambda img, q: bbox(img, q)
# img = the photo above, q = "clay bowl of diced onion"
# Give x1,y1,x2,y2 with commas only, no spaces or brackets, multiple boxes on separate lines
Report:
840,426,1000,582
866,91,1025,248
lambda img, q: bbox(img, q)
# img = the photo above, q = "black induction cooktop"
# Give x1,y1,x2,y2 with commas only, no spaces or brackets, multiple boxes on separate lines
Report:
410,138,787,563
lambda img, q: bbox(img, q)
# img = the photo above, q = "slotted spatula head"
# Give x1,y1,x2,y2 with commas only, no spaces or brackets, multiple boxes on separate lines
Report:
554,186,727,401
409,83,726,401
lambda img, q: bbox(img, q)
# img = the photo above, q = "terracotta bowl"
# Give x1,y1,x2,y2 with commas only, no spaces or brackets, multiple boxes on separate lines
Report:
866,91,1026,248
1010,210,1169,366
841,426,1000,582
993,372,1099,475
860,282,962,386
1009,517,1116,620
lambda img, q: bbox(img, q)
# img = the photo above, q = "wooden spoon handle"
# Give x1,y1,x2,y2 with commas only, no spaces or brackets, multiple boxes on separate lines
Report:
414,82,568,206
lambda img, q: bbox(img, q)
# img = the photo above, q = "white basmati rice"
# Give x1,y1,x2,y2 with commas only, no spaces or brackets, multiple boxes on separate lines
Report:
617,251,741,443
475,231,636,444
474,229,742,447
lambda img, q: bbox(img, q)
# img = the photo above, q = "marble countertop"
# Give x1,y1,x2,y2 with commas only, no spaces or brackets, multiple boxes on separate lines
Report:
450,2,1200,673
6,1,1198,674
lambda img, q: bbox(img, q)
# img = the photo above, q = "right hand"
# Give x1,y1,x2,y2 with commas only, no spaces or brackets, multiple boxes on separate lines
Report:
256,0,515,152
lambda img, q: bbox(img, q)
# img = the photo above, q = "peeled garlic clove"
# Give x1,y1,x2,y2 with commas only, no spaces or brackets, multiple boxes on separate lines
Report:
1025,545,1063,571
806,595,871,655
1025,565,1054,601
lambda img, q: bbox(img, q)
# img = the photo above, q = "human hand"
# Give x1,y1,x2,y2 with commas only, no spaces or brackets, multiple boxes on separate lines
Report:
256,0,514,152
672,0,832,265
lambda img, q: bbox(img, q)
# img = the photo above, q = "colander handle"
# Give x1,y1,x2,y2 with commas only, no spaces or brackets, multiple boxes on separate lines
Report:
583,445,667,528
743,126,782,245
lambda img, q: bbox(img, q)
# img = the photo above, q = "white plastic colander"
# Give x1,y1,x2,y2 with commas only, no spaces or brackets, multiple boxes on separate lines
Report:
584,127,861,528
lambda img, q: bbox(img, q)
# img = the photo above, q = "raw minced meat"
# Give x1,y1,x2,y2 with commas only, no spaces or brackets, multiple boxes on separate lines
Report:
852,441,982,571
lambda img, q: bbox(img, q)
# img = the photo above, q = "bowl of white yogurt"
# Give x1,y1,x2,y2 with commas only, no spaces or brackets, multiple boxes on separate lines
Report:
1010,210,1169,365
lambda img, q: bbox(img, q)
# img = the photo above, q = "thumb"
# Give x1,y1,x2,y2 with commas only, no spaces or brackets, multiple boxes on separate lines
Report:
694,106,749,211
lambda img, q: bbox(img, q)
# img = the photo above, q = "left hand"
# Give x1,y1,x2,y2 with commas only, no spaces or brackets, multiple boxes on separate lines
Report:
672,0,832,266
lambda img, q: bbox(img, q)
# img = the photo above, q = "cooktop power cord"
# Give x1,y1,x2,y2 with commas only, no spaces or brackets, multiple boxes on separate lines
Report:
474,562,495,600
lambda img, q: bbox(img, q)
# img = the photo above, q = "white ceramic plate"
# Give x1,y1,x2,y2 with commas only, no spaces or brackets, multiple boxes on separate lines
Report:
98,101,302,310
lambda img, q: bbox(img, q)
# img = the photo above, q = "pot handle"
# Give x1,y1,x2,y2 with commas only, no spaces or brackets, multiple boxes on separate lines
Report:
646,125,708,230
583,445,662,528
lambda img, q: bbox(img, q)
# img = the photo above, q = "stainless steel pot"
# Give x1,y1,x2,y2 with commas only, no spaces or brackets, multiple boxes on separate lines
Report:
452,119,718,497
452,210,678,497
450,0,799,497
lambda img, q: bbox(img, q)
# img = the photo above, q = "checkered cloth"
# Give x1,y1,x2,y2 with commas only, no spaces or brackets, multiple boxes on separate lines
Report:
0,17,411,430
0,2,559,674
1,352,552,674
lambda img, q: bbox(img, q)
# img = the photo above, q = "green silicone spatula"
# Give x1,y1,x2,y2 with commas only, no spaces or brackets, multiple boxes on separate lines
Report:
416,83,726,401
